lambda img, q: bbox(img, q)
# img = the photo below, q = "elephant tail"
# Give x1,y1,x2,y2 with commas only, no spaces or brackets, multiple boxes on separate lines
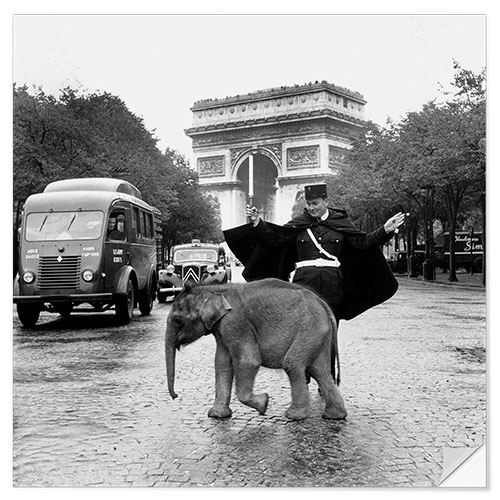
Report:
328,308,341,386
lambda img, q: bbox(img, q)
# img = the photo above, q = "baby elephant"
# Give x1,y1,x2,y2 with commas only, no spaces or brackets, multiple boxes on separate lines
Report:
165,278,347,420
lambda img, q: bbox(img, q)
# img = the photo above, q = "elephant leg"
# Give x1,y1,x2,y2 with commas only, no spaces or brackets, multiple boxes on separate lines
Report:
208,342,233,418
283,365,311,420
232,343,268,415
282,335,315,420
308,349,347,420
282,342,311,419
234,364,269,415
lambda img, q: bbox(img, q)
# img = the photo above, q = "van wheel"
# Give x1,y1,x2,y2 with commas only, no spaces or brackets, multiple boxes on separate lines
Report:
116,278,135,325
17,303,41,327
138,279,154,316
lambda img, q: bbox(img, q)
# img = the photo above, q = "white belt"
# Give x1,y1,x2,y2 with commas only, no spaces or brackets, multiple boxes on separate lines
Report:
295,258,341,269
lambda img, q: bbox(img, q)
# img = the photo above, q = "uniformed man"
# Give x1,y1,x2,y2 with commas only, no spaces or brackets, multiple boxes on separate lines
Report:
224,183,405,322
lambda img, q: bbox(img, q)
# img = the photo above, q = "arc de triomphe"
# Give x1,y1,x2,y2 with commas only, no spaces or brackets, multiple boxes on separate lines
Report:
185,81,367,229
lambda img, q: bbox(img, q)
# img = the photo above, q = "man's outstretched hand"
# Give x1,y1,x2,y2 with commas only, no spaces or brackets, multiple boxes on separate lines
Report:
384,212,406,233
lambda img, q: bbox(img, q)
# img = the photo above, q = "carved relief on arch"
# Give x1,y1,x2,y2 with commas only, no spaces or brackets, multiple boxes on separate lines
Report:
287,145,320,170
191,120,355,148
198,155,225,177
262,143,282,170
229,147,248,173
328,145,348,168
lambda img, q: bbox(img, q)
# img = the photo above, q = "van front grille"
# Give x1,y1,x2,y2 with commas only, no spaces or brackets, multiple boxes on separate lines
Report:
38,255,81,291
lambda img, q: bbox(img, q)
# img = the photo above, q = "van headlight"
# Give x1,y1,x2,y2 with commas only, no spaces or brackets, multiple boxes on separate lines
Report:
22,271,35,284
82,269,95,282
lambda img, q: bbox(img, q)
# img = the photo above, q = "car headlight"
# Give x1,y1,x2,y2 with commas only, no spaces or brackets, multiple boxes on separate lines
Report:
22,271,35,284
82,269,95,282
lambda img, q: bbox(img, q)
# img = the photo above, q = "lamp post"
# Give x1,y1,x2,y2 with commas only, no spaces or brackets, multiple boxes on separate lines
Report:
468,226,474,275
422,185,435,281
406,213,418,277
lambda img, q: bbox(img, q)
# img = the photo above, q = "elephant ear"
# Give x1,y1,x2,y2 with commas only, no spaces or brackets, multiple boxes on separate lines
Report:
199,293,232,331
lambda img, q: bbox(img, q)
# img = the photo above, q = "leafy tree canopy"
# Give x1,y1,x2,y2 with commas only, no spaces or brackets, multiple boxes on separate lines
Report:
330,62,485,235
329,62,485,280
13,85,223,253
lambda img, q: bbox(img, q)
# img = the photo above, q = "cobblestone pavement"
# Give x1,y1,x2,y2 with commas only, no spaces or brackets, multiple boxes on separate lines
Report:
12,277,486,487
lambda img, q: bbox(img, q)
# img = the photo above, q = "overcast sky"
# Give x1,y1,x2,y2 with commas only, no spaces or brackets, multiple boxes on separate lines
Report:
13,14,486,164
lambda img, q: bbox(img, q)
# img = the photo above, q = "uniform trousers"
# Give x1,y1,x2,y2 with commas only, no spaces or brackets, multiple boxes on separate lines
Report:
292,265,342,324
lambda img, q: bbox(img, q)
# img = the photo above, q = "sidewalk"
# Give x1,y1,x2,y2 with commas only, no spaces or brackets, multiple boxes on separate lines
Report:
396,269,485,288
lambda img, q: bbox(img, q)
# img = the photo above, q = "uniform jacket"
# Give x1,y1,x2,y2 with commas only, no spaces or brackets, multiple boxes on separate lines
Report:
223,208,398,320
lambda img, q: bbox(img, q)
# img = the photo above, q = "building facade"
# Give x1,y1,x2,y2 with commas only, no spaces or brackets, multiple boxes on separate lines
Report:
185,81,367,229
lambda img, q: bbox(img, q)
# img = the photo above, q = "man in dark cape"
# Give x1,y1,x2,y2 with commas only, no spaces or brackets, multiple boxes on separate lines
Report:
223,198,402,321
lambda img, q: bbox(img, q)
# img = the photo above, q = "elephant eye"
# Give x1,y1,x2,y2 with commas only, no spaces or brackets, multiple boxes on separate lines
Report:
171,315,184,327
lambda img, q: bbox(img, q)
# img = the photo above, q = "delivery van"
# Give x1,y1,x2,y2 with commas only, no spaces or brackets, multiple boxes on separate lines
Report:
14,178,160,326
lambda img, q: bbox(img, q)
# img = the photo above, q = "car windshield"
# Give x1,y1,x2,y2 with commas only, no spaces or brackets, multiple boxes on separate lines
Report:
25,211,104,241
173,249,218,263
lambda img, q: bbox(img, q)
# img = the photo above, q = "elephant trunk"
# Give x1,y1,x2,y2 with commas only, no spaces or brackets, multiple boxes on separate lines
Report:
165,333,178,400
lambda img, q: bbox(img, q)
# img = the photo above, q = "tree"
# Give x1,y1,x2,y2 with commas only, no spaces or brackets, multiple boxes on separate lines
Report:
13,85,166,210
449,62,486,282
13,85,223,273
332,62,485,283
158,149,223,262
395,63,485,281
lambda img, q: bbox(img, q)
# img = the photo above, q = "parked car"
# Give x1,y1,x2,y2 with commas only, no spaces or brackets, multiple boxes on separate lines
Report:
157,240,231,301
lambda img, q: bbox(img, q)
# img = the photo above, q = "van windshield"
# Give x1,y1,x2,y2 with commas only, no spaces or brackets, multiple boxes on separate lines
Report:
173,249,218,263
25,211,104,241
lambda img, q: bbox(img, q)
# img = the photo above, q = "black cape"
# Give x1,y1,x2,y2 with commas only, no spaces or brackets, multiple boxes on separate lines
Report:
223,208,398,320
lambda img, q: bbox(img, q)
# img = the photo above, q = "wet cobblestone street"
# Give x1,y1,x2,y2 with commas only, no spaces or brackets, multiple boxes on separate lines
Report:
12,277,486,487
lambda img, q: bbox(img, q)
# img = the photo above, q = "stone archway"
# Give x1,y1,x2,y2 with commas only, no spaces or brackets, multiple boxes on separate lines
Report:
186,81,367,229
